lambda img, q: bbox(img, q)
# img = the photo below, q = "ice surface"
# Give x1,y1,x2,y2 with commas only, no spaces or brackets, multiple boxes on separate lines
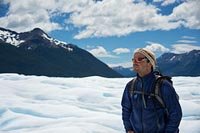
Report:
0,74,199,133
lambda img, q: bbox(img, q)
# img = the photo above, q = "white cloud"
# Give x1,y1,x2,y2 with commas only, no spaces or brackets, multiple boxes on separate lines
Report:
0,0,62,32
177,40,197,44
133,42,170,58
153,0,185,6
173,35,199,53
145,42,170,53
1,0,199,39
171,44,200,53
112,48,130,55
153,0,163,2
170,0,200,29
181,36,196,40
161,0,176,6
70,0,200,39
71,0,182,39
177,35,197,43
87,46,116,58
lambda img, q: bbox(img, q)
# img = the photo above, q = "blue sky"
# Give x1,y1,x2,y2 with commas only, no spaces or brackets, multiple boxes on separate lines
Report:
0,0,200,67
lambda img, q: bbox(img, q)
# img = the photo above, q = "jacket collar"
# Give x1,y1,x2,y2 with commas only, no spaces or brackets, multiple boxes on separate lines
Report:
137,71,154,81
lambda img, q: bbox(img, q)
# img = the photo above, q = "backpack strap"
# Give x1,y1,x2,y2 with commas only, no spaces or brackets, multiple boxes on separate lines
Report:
129,73,171,128
129,77,148,108
153,75,172,116
154,76,165,108
129,75,172,113
129,78,137,97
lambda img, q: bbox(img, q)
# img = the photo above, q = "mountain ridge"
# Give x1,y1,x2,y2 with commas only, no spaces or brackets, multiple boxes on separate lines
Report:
112,50,200,77
0,27,122,78
157,50,200,76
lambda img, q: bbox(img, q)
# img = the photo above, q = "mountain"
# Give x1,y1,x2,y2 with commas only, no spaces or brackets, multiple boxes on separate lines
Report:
157,50,200,76
112,66,135,77
0,27,122,78
112,50,200,77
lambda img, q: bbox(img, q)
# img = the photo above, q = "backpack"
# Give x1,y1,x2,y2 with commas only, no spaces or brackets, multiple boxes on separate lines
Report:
129,71,176,115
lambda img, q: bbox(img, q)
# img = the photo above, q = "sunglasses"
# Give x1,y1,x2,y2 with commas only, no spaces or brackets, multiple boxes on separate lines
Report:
132,57,148,62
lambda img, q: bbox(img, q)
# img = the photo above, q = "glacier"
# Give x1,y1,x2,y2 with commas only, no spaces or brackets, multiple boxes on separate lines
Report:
0,74,199,133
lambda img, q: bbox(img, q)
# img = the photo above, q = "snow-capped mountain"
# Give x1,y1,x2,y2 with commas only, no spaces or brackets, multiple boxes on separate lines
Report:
0,27,24,46
157,50,200,76
112,50,200,77
0,27,71,50
0,27,122,78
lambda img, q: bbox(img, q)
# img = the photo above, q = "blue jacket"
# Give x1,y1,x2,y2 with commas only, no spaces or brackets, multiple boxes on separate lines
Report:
121,72,182,133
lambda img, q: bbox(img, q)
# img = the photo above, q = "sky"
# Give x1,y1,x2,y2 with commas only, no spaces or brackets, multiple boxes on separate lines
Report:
0,73,200,133
0,0,200,67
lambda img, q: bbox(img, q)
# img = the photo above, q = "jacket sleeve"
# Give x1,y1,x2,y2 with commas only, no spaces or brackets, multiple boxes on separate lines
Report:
161,81,182,133
121,82,133,132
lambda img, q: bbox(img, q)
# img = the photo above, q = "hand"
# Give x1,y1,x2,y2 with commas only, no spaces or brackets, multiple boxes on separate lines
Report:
127,131,134,133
